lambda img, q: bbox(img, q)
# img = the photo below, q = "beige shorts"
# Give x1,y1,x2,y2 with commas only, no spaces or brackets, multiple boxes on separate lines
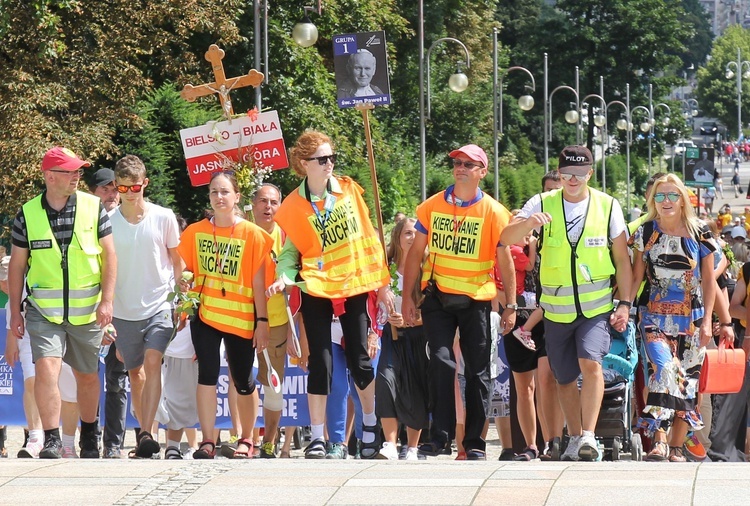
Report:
256,323,288,387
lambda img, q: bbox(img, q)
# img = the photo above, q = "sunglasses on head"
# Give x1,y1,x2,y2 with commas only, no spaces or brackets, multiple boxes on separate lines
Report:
49,169,84,176
117,184,144,194
559,172,589,182
305,154,337,165
654,192,681,203
452,159,483,170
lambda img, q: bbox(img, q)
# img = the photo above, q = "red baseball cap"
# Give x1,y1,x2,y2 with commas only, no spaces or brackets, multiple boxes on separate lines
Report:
449,144,488,168
41,147,91,171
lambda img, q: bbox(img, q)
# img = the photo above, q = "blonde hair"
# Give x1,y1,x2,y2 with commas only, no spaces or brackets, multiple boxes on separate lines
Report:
643,173,702,238
289,130,333,177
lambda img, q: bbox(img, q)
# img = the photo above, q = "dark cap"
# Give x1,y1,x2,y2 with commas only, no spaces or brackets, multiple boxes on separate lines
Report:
558,145,593,175
92,168,115,187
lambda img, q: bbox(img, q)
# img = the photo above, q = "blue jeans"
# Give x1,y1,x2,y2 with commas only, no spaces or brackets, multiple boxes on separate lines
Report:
326,342,380,443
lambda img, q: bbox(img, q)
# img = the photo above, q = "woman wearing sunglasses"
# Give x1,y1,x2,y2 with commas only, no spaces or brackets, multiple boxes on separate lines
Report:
630,173,733,462
267,130,390,459
177,171,274,459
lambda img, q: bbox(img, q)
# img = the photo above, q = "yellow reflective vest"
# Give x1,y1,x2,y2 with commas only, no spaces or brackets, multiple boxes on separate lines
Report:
539,188,615,323
23,192,102,325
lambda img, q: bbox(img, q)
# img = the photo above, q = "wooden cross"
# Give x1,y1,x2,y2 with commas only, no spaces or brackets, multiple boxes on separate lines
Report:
180,44,264,120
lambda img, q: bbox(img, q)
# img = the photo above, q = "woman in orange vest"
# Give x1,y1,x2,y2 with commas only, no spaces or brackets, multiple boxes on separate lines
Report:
177,171,273,459
268,130,390,459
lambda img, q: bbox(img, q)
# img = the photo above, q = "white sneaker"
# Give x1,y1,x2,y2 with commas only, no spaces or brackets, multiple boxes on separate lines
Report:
404,447,420,461
185,447,196,459
377,442,399,460
578,433,600,461
561,435,580,461
62,445,78,458
17,440,43,458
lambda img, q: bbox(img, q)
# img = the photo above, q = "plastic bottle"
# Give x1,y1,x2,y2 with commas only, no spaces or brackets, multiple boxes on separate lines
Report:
376,302,388,331
100,324,116,358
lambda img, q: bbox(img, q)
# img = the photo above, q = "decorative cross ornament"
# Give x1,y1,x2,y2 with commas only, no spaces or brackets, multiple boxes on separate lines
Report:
180,44,264,121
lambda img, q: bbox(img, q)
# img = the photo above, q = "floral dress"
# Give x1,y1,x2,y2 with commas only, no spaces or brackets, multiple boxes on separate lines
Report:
631,221,715,436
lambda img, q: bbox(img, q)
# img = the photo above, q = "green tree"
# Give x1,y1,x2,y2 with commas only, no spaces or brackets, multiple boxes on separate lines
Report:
695,26,750,140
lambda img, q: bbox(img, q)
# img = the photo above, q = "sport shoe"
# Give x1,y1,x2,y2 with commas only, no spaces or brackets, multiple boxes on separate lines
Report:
39,438,63,459
377,442,399,460
404,447,420,461
466,449,487,461
18,440,43,458
398,445,408,460
258,441,276,459
62,445,78,458
79,430,100,459
498,448,515,461
561,435,581,461
684,433,707,461
102,447,121,459
578,433,600,461
304,438,327,459
512,327,536,351
325,442,348,460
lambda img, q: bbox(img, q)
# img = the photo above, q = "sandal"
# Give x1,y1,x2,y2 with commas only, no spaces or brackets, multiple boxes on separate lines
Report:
193,440,216,459
135,430,161,458
645,441,668,462
669,446,687,462
512,327,536,351
279,449,291,459
165,446,183,460
513,446,539,461
360,424,380,459
233,438,253,459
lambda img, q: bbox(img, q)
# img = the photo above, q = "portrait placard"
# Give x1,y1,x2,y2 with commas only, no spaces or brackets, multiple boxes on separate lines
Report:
333,31,391,109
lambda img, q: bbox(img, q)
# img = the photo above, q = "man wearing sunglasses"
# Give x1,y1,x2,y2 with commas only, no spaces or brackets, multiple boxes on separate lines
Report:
109,154,182,459
402,144,517,461
8,147,116,458
501,145,632,462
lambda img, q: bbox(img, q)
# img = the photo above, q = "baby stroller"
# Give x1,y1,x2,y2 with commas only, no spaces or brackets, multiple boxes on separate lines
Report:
597,319,642,461
551,320,642,461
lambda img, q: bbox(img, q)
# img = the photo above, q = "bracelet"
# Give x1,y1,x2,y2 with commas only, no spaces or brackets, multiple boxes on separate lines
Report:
720,322,733,327
256,317,269,323
616,301,632,308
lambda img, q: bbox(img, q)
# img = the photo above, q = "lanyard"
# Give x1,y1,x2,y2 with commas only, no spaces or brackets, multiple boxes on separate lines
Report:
304,178,336,252
451,191,467,255
212,217,236,297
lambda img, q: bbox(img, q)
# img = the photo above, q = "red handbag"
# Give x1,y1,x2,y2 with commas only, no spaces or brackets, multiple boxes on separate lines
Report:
699,340,746,394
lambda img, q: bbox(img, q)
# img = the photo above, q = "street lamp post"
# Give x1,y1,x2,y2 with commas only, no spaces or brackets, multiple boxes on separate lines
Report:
543,57,580,171
582,90,606,190
418,0,471,200
725,48,750,141
614,84,633,214
493,28,535,199
654,101,671,172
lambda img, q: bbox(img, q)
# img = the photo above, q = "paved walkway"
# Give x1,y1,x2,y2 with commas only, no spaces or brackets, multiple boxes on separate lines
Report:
1,459,749,505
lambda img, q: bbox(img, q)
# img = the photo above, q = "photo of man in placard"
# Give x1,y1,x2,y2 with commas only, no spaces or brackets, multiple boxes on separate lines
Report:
333,31,391,109
685,147,715,187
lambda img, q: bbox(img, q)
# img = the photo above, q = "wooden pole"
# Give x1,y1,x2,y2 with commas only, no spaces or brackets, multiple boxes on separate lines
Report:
356,103,387,263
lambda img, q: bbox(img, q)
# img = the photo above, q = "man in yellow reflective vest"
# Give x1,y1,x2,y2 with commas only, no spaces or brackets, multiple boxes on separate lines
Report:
8,147,116,459
403,144,517,461
501,145,632,462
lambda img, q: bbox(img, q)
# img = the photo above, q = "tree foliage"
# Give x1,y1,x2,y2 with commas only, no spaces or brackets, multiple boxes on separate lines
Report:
695,26,750,139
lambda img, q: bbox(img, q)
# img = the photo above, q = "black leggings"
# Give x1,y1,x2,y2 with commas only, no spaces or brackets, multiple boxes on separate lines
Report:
191,314,256,395
301,291,374,395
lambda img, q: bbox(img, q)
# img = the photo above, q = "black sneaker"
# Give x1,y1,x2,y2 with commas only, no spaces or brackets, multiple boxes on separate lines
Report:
418,440,451,457
39,438,63,459
79,430,100,459
304,438,327,459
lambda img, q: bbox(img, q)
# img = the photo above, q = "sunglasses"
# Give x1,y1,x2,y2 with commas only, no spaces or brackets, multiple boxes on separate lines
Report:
452,159,483,170
210,169,236,180
654,192,681,203
304,154,337,165
117,184,144,194
559,172,589,181
49,169,84,176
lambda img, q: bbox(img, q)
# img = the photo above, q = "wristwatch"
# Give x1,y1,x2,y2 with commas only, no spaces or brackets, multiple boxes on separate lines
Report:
505,303,519,311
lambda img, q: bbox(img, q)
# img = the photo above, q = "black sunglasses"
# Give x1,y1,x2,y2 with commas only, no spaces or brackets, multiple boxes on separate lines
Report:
304,154,337,165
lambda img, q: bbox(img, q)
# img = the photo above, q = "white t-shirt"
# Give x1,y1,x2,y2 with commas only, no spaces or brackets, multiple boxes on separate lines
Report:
518,192,627,245
165,320,195,359
111,203,180,320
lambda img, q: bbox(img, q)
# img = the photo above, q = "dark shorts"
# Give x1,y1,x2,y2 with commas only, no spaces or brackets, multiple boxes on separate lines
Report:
503,314,547,373
544,313,612,385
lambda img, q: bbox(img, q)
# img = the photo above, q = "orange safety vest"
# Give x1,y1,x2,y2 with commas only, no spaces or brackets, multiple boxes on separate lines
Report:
177,218,273,339
275,176,388,298
416,189,511,300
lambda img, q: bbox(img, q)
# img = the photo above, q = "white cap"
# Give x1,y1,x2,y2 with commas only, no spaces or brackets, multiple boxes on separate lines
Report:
0,256,9,282
731,226,747,240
